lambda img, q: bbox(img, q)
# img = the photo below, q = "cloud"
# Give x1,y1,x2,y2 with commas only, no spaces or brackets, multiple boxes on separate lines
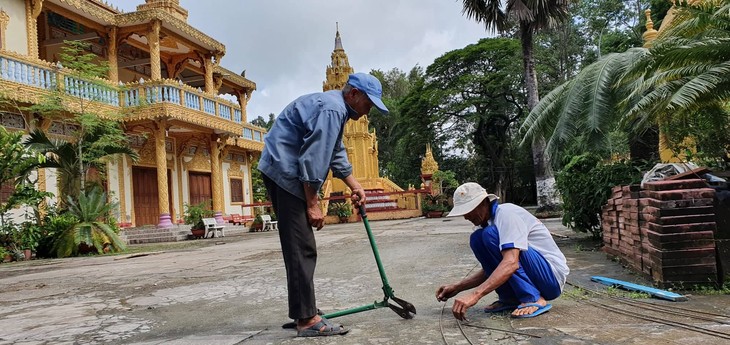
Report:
108,0,490,120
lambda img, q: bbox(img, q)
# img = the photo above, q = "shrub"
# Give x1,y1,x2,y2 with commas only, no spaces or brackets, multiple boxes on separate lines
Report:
183,201,214,230
556,154,647,238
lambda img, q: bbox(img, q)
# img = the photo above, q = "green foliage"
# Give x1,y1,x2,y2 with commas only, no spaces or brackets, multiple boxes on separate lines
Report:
53,187,125,257
368,67,429,188
523,2,730,167
330,202,353,218
555,154,645,238
422,194,449,214
432,170,459,197
250,113,276,130
183,200,214,230
250,159,267,203
23,41,137,201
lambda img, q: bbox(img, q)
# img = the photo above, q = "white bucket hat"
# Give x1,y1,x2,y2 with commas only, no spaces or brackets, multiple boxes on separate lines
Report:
446,182,499,217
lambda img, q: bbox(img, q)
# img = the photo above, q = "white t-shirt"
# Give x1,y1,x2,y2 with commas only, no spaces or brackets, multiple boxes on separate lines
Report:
491,203,570,290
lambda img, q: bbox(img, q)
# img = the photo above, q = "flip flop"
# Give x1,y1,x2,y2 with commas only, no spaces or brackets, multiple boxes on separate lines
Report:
282,309,324,329
483,301,518,313
296,317,349,337
511,303,552,318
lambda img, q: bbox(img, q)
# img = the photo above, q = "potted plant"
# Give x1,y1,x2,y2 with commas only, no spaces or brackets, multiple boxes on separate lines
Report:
184,201,214,238
249,214,263,232
333,202,353,223
0,247,11,263
422,194,449,218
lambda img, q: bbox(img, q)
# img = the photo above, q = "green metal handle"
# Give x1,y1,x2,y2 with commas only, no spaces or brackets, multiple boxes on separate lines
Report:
359,204,395,298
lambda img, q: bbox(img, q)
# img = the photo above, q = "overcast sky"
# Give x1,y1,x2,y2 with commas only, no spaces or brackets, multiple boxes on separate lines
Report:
108,0,491,120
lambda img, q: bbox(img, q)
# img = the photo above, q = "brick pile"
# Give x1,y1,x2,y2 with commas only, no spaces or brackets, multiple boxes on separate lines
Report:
602,179,718,287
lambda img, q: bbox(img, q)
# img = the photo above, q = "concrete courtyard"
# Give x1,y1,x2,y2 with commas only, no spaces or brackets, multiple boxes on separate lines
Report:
1,216,729,344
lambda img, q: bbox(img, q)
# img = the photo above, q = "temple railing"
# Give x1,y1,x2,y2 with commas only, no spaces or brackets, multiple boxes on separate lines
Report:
0,51,263,142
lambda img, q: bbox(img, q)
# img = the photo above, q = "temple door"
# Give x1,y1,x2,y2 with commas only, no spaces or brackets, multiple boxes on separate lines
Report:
133,167,173,226
188,172,212,208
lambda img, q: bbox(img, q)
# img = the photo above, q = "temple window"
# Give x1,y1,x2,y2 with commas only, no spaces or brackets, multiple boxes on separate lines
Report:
230,178,243,203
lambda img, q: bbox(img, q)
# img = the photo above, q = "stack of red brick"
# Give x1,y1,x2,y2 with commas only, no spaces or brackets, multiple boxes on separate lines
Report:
602,179,718,287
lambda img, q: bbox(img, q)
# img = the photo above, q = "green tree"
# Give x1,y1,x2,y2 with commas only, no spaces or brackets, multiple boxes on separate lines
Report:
460,0,570,209
250,113,276,130
415,38,527,197
23,40,137,201
521,1,730,168
368,67,426,184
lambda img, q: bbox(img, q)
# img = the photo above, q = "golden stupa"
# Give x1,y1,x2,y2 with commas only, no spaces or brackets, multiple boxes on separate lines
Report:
321,25,403,210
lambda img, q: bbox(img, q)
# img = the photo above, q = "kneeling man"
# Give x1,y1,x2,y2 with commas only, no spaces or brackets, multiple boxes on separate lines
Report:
436,182,569,319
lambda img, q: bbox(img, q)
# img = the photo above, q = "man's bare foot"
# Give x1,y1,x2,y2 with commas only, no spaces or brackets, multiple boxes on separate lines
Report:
484,300,518,312
511,297,547,317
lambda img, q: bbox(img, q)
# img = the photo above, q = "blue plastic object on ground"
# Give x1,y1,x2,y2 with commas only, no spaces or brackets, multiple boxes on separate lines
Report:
591,276,688,302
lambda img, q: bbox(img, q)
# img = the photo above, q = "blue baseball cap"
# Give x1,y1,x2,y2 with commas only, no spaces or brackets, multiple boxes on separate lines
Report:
346,73,389,114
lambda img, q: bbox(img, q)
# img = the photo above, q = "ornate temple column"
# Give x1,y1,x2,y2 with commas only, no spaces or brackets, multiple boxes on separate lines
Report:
148,20,162,81
204,54,214,94
106,26,119,83
210,135,225,223
25,0,43,58
234,89,252,123
155,120,172,228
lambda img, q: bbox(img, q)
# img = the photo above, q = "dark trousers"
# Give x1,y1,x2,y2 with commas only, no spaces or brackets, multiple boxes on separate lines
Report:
470,225,561,303
262,175,318,320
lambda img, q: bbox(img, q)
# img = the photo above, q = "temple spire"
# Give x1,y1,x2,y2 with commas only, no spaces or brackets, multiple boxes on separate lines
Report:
335,22,344,51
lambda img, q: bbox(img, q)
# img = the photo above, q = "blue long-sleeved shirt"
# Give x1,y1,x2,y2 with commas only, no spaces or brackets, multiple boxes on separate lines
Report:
258,90,354,200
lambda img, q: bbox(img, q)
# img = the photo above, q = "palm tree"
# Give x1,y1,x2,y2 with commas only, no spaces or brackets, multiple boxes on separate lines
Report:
23,128,138,202
460,0,570,208
520,1,730,164
53,187,126,257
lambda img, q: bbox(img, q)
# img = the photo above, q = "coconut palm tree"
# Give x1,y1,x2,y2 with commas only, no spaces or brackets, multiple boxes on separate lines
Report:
520,1,730,164
460,0,570,208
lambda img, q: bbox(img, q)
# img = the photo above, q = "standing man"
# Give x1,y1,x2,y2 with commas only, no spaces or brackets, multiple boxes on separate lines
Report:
258,73,389,337
436,182,569,320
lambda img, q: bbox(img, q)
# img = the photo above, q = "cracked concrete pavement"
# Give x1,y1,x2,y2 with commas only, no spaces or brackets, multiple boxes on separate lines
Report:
1,216,729,344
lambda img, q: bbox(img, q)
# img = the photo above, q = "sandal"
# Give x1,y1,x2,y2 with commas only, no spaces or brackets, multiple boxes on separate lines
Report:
282,309,323,329
296,317,348,337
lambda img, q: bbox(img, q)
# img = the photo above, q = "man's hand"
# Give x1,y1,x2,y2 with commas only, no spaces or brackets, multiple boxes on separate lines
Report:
436,284,459,302
351,188,366,208
306,203,324,230
452,292,481,321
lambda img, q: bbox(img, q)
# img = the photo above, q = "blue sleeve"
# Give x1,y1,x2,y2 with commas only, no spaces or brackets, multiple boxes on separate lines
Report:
330,136,352,179
298,109,349,188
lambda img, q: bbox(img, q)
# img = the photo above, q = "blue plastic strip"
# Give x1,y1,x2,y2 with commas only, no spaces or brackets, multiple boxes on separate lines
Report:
590,276,688,302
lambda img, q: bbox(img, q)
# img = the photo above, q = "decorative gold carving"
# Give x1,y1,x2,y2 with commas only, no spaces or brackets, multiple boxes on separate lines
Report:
210,135,223,213
148,20,162,80
136,0,189,22
106,26,118,83
116,10,224,54
215,65,256,90
37,167,46,192
117,156,126,222
203,54,214,94
642,9,659,46
421,143,439,175
0,10,9,50
135,131,157,167
154,120,170,214
227,161,244,178
184,143,211,172
323,27,353,92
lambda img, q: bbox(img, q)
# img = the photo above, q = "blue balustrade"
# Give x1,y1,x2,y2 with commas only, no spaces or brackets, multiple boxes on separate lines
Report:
253,131,262,142
0,55,253,127
203,98,216,115
184,91,200,110
243,128,253,140
219,104,231,120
